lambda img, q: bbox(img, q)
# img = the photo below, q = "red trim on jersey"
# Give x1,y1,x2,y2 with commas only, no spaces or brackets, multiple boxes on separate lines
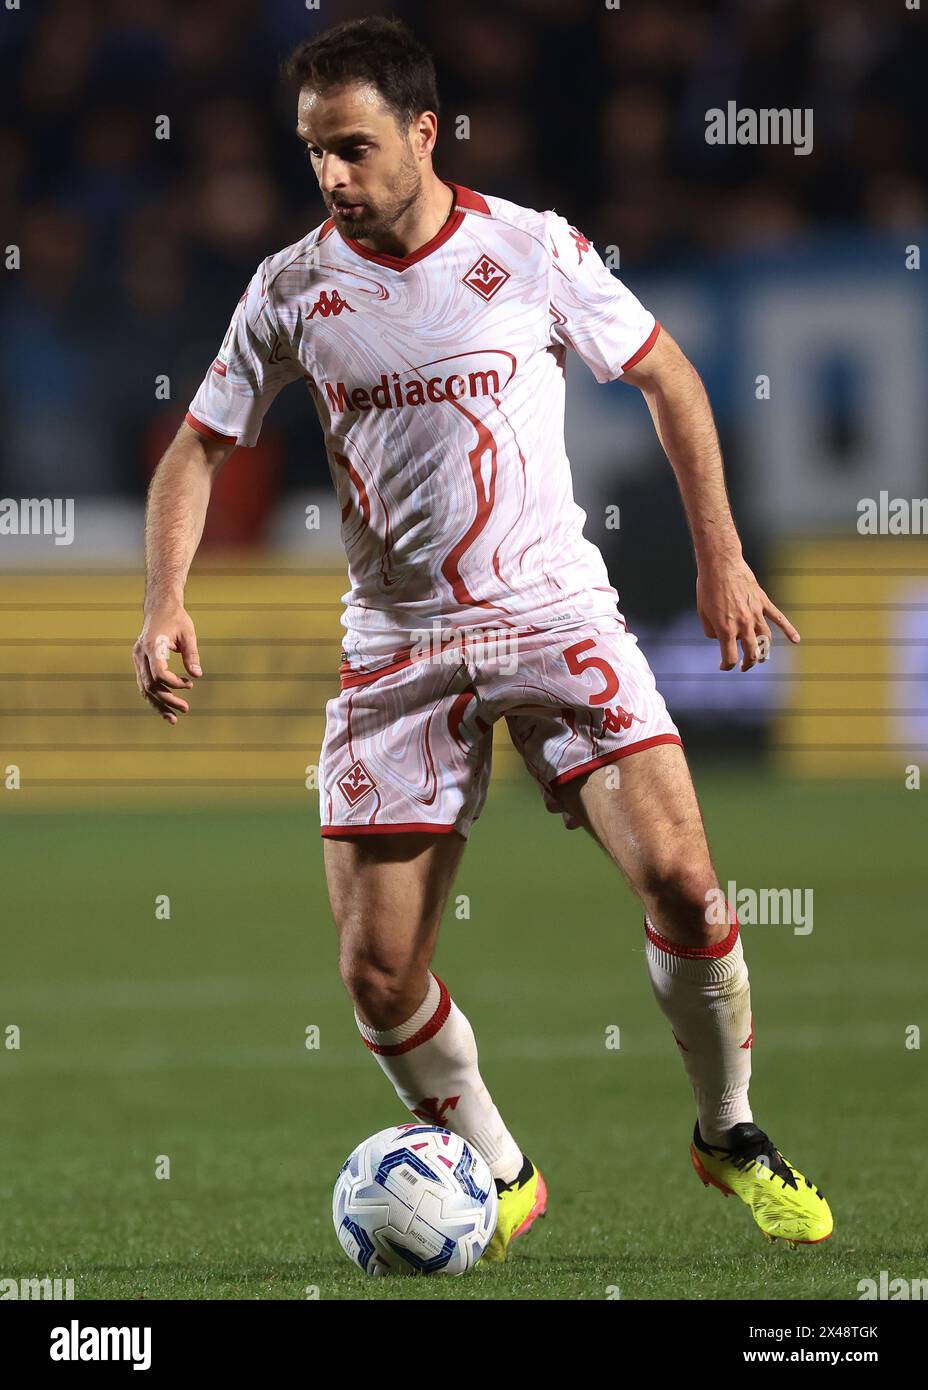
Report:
335,183,483,271
451,183,491,215
319,217,336,240
338,629,465,690
184,411,236,444
339,651,415,689
447,690,477,746
358,975,452,1055
338,208,463,270
321,822,458,837
551,732,683,787
333,451,371,529
644,913,740,960
440,398,506,610
621,320,661,373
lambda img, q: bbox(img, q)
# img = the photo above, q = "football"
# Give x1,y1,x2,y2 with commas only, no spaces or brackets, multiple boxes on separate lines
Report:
332,1124,498,1276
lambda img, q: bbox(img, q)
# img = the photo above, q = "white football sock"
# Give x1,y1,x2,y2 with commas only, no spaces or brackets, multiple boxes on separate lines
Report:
644,913,754,1146
355,972,524,1184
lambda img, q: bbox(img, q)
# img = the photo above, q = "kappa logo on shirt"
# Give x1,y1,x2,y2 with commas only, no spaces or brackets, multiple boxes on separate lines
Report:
308,289,355,319
461,254,511,302
549,226,592,264
337,759,377,807
568,226,592,263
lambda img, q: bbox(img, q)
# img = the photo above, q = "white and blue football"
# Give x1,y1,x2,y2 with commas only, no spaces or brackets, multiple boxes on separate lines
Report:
333,1124,498,1276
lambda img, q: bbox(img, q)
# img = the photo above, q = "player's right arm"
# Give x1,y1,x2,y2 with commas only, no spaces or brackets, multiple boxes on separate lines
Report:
134,257,301,722
134,422,235,723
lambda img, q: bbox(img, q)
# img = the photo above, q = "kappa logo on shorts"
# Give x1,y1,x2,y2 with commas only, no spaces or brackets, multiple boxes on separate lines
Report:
602,704,637,733
461,253,511,302
337,759,377,807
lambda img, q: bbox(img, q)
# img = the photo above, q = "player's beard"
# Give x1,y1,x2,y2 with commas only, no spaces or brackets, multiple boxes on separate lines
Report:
329,148,423,243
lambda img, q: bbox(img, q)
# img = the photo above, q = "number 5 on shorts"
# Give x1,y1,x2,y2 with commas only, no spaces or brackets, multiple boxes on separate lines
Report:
563,638,620,707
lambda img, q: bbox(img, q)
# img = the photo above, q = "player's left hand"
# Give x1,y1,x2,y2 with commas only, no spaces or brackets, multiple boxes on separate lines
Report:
696,557,800,671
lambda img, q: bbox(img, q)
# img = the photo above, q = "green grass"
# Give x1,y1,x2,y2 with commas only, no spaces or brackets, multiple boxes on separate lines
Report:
2,769,925,1299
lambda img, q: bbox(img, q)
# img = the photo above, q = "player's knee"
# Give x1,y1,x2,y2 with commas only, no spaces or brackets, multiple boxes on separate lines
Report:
339,949,424,1029
644,859,718,943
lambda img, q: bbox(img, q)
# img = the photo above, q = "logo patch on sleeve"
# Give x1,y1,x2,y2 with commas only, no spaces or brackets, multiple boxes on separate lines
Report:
337,760,377,807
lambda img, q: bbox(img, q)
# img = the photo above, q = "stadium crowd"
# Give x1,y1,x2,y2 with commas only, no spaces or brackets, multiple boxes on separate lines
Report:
1,0,923,514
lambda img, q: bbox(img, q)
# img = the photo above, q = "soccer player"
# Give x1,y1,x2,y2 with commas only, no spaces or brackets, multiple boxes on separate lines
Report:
134,17,832,1259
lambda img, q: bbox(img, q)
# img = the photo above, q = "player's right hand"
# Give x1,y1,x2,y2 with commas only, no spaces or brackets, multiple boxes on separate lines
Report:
133,607,203,724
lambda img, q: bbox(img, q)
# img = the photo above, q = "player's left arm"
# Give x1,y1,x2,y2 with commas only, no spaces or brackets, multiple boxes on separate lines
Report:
622,327,800,672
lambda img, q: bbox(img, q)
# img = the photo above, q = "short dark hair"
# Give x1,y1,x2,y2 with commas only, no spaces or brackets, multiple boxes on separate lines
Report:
283,17,439,128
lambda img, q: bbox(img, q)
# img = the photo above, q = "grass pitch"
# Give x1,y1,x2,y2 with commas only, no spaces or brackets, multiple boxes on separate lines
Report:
2,768,925,1300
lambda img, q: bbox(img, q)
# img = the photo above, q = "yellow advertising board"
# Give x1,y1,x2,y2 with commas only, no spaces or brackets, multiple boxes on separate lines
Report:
771,538,928,778
0,554,524,809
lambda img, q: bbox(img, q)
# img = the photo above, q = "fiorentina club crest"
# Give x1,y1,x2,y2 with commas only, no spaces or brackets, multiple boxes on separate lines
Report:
412,1095,461,1125
337,759,377,807
461,254,510,302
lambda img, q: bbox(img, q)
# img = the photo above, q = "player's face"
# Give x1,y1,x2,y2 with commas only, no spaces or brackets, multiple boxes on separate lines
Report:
296,83,426,241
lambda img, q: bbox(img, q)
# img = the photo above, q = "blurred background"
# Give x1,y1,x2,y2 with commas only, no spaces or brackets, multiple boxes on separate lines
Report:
1,0,926,793
2,0,927,1304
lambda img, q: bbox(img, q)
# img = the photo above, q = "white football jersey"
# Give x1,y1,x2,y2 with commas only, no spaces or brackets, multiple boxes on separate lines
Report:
187,183,659,659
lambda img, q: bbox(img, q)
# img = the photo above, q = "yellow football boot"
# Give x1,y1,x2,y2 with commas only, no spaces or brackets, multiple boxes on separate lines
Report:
691,1122,832,1246
482,1155,547,1263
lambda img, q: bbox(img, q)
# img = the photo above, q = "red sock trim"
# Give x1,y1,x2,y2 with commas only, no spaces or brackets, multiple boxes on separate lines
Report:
359,974,451,1056
644,911,739,959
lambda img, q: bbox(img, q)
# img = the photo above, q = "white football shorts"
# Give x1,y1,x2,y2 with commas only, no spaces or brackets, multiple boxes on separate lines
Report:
319,614,682,838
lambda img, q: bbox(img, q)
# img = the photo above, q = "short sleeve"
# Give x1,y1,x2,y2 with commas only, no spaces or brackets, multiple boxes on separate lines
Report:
186,262,301,447
545,211,660,384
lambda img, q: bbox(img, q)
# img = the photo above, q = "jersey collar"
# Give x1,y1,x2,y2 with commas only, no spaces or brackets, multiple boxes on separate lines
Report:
330,182,486,271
